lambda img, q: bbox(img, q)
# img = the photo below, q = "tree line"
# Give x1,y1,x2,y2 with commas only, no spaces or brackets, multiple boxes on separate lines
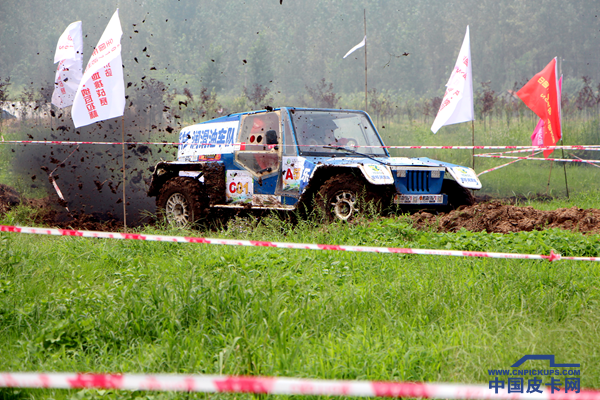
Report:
1,0,599,107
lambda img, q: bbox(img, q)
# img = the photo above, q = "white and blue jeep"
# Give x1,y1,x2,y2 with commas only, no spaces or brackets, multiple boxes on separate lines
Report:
148,107,481,225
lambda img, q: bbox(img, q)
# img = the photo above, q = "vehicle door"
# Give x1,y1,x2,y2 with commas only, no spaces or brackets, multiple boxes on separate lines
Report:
274,109,310,206
230,111,282,205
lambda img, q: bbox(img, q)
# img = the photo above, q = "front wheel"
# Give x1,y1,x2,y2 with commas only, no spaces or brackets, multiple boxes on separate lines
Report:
156,177,207,227
316,174,382,222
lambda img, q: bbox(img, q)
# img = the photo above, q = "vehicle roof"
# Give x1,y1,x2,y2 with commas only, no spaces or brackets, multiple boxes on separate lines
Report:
201,107,368,124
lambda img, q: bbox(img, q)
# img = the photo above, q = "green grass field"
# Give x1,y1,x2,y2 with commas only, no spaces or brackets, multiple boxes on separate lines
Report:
0,206,599,399
378,116,600,199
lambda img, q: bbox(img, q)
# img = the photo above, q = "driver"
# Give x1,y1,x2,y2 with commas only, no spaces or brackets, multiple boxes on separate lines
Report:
296,116,339,151
318,119,339,146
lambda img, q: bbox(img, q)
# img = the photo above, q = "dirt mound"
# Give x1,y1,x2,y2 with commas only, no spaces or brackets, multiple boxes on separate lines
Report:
0,184,21,214
411,202,600,234
0,184,138,232
2,181,600,234
48,211,126,231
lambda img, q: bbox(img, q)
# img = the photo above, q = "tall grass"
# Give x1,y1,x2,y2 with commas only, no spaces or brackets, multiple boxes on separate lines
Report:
0,210,599,399
378,116,600,198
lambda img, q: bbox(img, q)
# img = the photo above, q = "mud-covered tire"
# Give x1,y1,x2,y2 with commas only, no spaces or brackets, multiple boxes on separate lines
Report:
156,177,208,227
441,179,475,211
316,174,383,222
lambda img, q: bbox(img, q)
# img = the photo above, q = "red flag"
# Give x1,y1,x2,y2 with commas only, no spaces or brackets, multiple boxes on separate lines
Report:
531,76,562,149
517,58,561,158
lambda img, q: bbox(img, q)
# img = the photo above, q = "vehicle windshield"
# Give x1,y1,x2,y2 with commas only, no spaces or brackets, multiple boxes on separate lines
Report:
290,110,387,157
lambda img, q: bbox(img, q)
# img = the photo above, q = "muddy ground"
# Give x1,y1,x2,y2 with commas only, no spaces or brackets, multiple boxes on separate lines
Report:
410,201,600,234
0,183,129,231
1,182,599,234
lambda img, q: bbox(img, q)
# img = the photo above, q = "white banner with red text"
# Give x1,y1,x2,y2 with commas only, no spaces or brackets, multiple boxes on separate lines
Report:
72,9,124,128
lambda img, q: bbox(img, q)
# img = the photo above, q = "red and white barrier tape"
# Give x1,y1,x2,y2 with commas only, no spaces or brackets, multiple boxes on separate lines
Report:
482,148,547,156
381,144,600,151
571,155,600,169
0,372,597,399
2,224,599,262
474,154,600,163
48,178,69,212
477,151,543,177
0,140,178,146
45,145,80,212
2,139,600,151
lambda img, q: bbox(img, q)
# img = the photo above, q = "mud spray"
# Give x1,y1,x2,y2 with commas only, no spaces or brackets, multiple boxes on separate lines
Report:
10,82,179,226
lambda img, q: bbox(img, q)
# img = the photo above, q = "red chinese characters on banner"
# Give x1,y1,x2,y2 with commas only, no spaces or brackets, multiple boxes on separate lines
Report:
58,35,74,52
55,60,69,95
58,77,66,95
90,67,109,109
71,9,123,128
91,38,114,58
79,62,112,119
81,87,98,119
89,39,117,68
438,56,469,113
439,99,451,112
430,26,473,134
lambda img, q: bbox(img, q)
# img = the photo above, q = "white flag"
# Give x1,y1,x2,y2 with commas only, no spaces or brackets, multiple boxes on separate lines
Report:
53,21,83,63
343,36,366,59
72,9,125,128
431,26,474,134
52,21,83,109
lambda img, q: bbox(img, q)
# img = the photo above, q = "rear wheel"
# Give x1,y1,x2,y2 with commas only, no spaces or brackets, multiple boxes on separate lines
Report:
156,177,207,227
316,174,383,222
441,179,475,211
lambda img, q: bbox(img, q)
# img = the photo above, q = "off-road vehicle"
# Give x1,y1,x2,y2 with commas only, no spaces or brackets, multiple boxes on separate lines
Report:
148,107,480,225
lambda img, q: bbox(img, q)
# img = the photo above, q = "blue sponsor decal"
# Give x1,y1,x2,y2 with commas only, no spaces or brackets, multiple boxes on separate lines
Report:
299,160,315,194
460,177,478,183
180,126,236,153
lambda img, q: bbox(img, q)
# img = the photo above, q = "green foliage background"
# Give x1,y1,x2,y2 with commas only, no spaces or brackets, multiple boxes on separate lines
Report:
1,0,599,98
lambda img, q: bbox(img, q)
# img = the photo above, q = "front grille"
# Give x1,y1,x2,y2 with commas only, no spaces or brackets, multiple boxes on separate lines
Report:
406,170,429,192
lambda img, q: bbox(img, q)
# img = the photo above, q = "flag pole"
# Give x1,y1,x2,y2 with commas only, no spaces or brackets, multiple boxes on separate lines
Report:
560,138,570,198
121,115,127,232
364,9,368,112
471,120,475,170
557,62,569,199
546,160,554,195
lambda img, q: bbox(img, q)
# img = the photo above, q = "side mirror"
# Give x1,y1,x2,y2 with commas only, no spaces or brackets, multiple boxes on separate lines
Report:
266,130,278,145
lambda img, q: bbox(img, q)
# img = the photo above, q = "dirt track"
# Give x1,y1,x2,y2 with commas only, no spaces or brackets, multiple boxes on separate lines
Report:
2,183,600,233
0,183,129,231
410,202,600,234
